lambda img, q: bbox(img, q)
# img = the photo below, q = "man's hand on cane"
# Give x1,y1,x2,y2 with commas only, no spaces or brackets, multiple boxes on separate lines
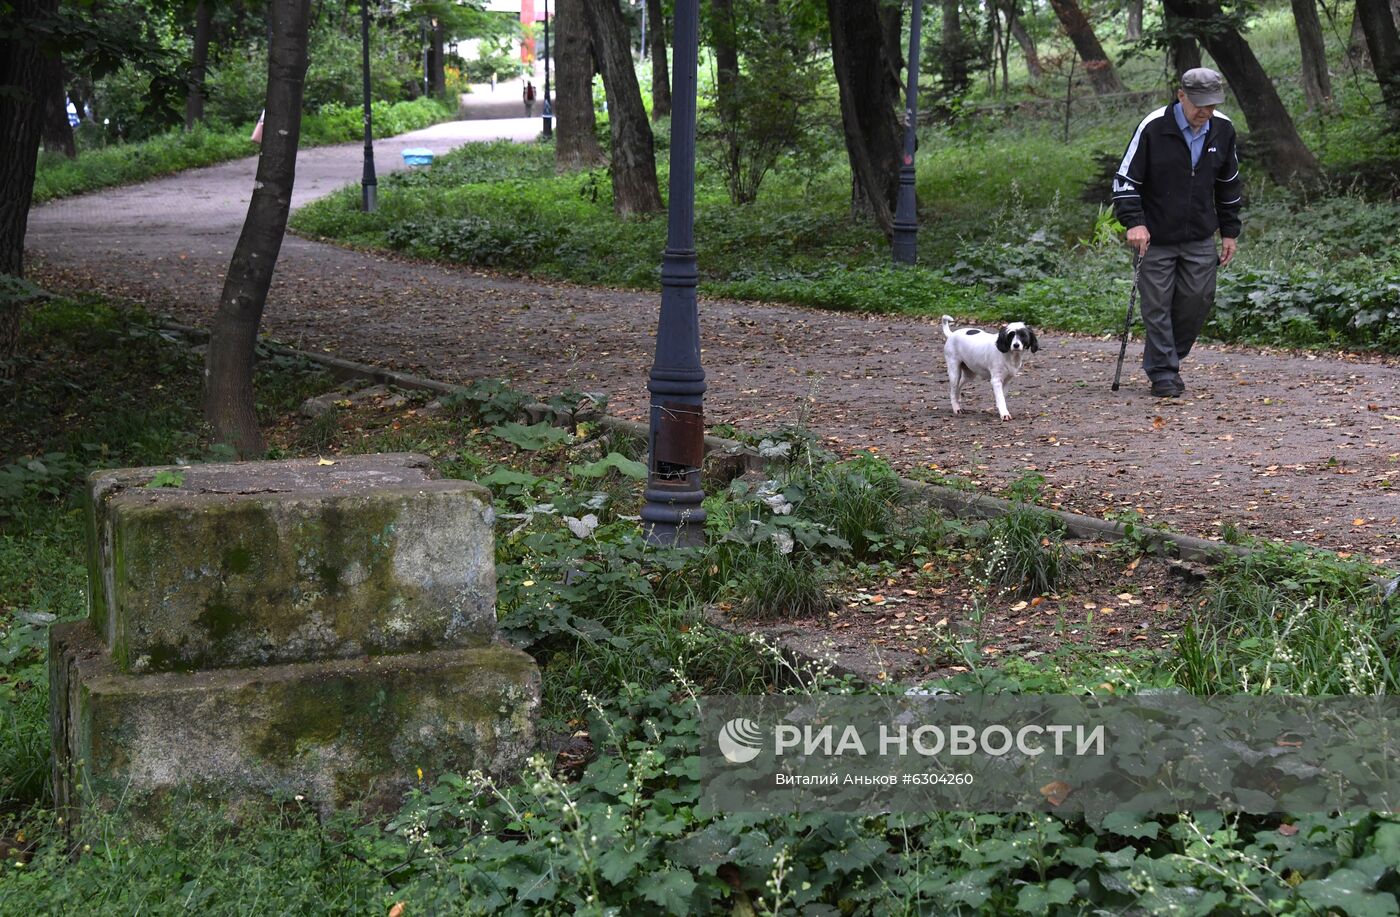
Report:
1126,225,1150,257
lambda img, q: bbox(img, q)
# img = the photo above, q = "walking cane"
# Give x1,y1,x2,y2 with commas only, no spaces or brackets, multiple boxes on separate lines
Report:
1111,253,1143,392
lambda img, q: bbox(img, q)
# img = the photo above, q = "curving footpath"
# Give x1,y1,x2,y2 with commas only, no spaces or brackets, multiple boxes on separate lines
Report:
24,103,1400,566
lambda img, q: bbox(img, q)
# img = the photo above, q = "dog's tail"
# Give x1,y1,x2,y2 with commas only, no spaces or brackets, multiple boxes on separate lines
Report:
940,315,956,339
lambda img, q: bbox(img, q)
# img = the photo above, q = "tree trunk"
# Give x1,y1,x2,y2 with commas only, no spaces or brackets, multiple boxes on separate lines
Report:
41,58,76,159
1357,0,1400,113
827,0,902,238
1291,0,1333,109
1007,3,1042,80
1046,0,1125,93
185,0,214,129
555,0,607,169
204,0,313,456
1349,5,1372,69
941,0,970,93
646,0,670,118
1,0,58,372
430,18,446,96
581,0,663,214
1166,7,1202,75
711,0,741,189
1127,0,1143,40
1163,0,1320,185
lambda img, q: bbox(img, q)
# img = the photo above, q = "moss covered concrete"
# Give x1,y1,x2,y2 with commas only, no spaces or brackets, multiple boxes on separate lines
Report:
50,620,540,826
88,455,497,673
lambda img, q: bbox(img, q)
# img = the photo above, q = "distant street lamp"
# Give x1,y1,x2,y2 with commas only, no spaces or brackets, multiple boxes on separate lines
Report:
360,0,377,213
892,0,923,264
542,0,553,138
642,0,704,547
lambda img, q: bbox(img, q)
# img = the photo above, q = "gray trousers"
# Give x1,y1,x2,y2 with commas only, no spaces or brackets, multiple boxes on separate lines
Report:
1138,238,1218,382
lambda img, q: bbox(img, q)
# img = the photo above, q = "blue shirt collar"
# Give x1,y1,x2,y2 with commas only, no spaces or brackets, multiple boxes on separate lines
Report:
1173,101,1209,138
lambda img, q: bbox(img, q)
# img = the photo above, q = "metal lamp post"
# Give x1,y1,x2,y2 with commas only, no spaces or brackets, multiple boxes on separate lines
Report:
891,0,923,264
642,0,704,547
542,0,553,137
360,0,377,213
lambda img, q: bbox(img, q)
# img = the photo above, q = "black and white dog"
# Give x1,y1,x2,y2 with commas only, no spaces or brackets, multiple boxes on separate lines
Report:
941,315,1039,421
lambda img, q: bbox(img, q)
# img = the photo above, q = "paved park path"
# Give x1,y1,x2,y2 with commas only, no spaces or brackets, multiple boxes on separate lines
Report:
25,95,1400,566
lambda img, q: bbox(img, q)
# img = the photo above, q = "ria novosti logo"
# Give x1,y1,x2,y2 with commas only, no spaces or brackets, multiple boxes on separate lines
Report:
718,718,765,764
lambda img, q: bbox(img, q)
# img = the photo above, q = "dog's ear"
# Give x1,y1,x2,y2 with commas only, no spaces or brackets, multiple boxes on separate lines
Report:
1028,329,1039,353
995,328,1012,354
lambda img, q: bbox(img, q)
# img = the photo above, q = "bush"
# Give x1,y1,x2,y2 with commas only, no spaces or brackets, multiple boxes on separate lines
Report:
982,505,1071,598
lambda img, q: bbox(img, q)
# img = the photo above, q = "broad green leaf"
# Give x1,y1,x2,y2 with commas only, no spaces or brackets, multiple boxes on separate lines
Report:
570,452,647,480
145,469,185,488
636,868,697,915
490,421,571,451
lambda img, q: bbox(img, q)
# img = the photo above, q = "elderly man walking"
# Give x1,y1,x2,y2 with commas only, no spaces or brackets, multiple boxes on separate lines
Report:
1112,68,1243,397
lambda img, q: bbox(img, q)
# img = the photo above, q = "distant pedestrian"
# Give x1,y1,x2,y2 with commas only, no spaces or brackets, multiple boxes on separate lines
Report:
490,72,497,92
250,109,265,144
1112,68,1242,398
524,81,536,116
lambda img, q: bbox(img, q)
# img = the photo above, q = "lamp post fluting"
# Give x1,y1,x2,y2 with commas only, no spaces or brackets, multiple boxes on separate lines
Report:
641,0,704,547
542,0,553,137
892,0,923,264
360,0,377,213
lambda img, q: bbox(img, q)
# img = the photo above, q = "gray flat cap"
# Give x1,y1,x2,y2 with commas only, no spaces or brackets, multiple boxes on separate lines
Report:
1181,67,1226,106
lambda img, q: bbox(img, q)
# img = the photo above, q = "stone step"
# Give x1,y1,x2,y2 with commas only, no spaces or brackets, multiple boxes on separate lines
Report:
85,453,498,673
50,620,540,822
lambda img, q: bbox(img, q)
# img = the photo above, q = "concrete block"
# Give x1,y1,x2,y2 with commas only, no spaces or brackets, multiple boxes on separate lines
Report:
50,620,540,824
85,453,498,672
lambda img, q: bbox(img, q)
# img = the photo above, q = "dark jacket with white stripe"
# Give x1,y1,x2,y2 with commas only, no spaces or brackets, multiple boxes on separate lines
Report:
1112,102,1243,245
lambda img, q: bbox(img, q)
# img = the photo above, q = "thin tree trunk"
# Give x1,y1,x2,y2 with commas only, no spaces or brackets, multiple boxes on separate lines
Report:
827,0,902,238
1127,0,1143,40
1164,0,1320,184
555,0,607,169
1047,0,1125,93
1008,4,1042,80
1,0,58,372
941,0,969,93
646,0,670,118
186,0,214,128
204,0,313,455
581,0,663,214
1292,0,1333,109
1166,7,1202,75
430,18,446,96
1350,5,1372,69
1357,0,1400,113
41,59,76,159
711,0,741,192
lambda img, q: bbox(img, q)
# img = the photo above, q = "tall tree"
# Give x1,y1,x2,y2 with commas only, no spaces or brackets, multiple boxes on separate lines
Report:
1006,1,1042,80
204,0,313,454
1292,0,1333,109
940,0,971,93
1,0,58,371
581,0,663,214
1126,0,1143,40
1047,0,1125,93
185,0,214,128
710,0,741,185
554,0,607,169
1356,0,1400,113
41,59,77,158
1164,6,1202,75
1163,0,1320,184
827,0,902,238
646,0,670,118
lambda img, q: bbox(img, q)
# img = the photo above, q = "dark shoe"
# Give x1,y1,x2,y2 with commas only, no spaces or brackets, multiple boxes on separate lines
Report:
1151,378,1184,397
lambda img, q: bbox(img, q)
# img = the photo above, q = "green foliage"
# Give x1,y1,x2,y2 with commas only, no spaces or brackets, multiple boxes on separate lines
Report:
1176,543,1396,695
439,377,534,425
982,505,1072,599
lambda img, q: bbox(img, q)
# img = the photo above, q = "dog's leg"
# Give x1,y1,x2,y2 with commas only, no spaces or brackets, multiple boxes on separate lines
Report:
947,360,963,414
991,376,1012,421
